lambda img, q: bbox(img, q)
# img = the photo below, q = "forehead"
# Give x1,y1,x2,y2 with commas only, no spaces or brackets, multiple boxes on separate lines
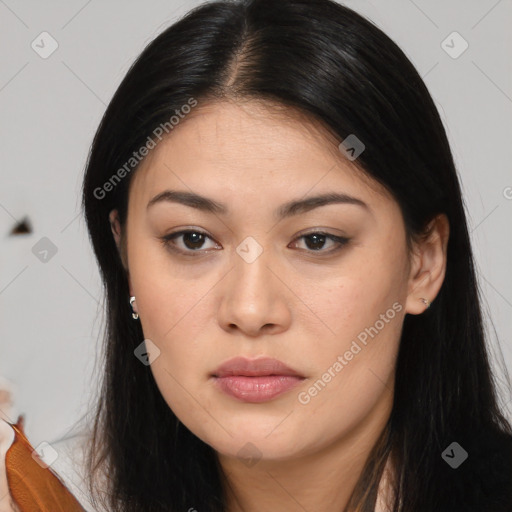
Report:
128,99,389,207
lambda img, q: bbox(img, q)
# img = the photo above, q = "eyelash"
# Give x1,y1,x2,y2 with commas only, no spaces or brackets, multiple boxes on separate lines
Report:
159,229,350,257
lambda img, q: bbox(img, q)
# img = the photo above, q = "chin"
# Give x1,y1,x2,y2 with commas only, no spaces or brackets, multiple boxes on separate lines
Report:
193,421,311,462
210,436,301,462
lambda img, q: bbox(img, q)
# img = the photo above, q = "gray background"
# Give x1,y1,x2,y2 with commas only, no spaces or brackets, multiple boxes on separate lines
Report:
1,0,511,447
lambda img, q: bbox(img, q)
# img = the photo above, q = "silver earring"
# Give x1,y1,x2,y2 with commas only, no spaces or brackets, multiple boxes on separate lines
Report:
419,297,431,309
129,296,139,320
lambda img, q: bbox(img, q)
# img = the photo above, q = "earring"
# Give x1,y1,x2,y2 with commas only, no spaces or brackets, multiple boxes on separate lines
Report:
419,297,431,309
129,296,139,320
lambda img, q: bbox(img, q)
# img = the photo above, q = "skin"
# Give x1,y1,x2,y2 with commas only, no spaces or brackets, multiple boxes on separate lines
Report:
109,99,449,512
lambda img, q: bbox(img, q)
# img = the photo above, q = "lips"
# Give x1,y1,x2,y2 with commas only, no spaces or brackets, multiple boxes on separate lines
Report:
212,356,305,378
211,357,306,403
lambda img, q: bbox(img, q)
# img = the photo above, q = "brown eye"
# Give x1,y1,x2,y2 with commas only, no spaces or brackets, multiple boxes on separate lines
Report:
180,232,207,250
291,232,350,254
160,230,219,255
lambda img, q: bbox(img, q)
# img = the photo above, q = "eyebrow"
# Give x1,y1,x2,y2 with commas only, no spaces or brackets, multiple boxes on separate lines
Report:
146,189,370,219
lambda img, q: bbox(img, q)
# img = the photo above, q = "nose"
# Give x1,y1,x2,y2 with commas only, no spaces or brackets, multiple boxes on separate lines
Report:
217,245,292,337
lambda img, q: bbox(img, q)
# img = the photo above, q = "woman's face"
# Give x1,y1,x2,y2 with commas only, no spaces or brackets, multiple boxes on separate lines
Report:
111,100,428,463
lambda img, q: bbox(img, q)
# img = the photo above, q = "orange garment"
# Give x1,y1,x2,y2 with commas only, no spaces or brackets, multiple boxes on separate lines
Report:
3,415,85,512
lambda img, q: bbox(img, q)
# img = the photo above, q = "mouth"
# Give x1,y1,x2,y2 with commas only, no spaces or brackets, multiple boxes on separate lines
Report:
211,356,306,403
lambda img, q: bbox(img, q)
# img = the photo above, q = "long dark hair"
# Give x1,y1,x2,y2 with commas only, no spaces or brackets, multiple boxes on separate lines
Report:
80,0,512,510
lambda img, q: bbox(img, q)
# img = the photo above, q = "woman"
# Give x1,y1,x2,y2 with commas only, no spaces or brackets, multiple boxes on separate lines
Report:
2,0,511,510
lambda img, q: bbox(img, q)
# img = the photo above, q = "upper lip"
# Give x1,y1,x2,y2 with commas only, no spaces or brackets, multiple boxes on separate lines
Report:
212,356,305,378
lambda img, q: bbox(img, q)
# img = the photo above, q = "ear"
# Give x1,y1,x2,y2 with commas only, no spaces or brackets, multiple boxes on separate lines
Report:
109,209,134,295
109,209,122,249
405,213,450,315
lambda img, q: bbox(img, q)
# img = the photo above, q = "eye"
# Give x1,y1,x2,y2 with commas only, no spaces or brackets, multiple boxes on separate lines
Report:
160,230,219,255
160,229,350,257
290,231,350,254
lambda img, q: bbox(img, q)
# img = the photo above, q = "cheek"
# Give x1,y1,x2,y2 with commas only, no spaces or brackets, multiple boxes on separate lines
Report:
128,236,217,342
127,251,218,407
134,279,215,390
292,244,407,407
298,252,405,344
134,285,215,431
294,273,403,443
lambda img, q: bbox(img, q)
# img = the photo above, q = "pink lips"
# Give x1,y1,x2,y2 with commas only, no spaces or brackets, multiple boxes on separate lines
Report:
211,356,305,403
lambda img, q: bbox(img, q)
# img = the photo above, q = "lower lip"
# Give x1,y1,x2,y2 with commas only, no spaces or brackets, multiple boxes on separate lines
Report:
212,375,304,403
